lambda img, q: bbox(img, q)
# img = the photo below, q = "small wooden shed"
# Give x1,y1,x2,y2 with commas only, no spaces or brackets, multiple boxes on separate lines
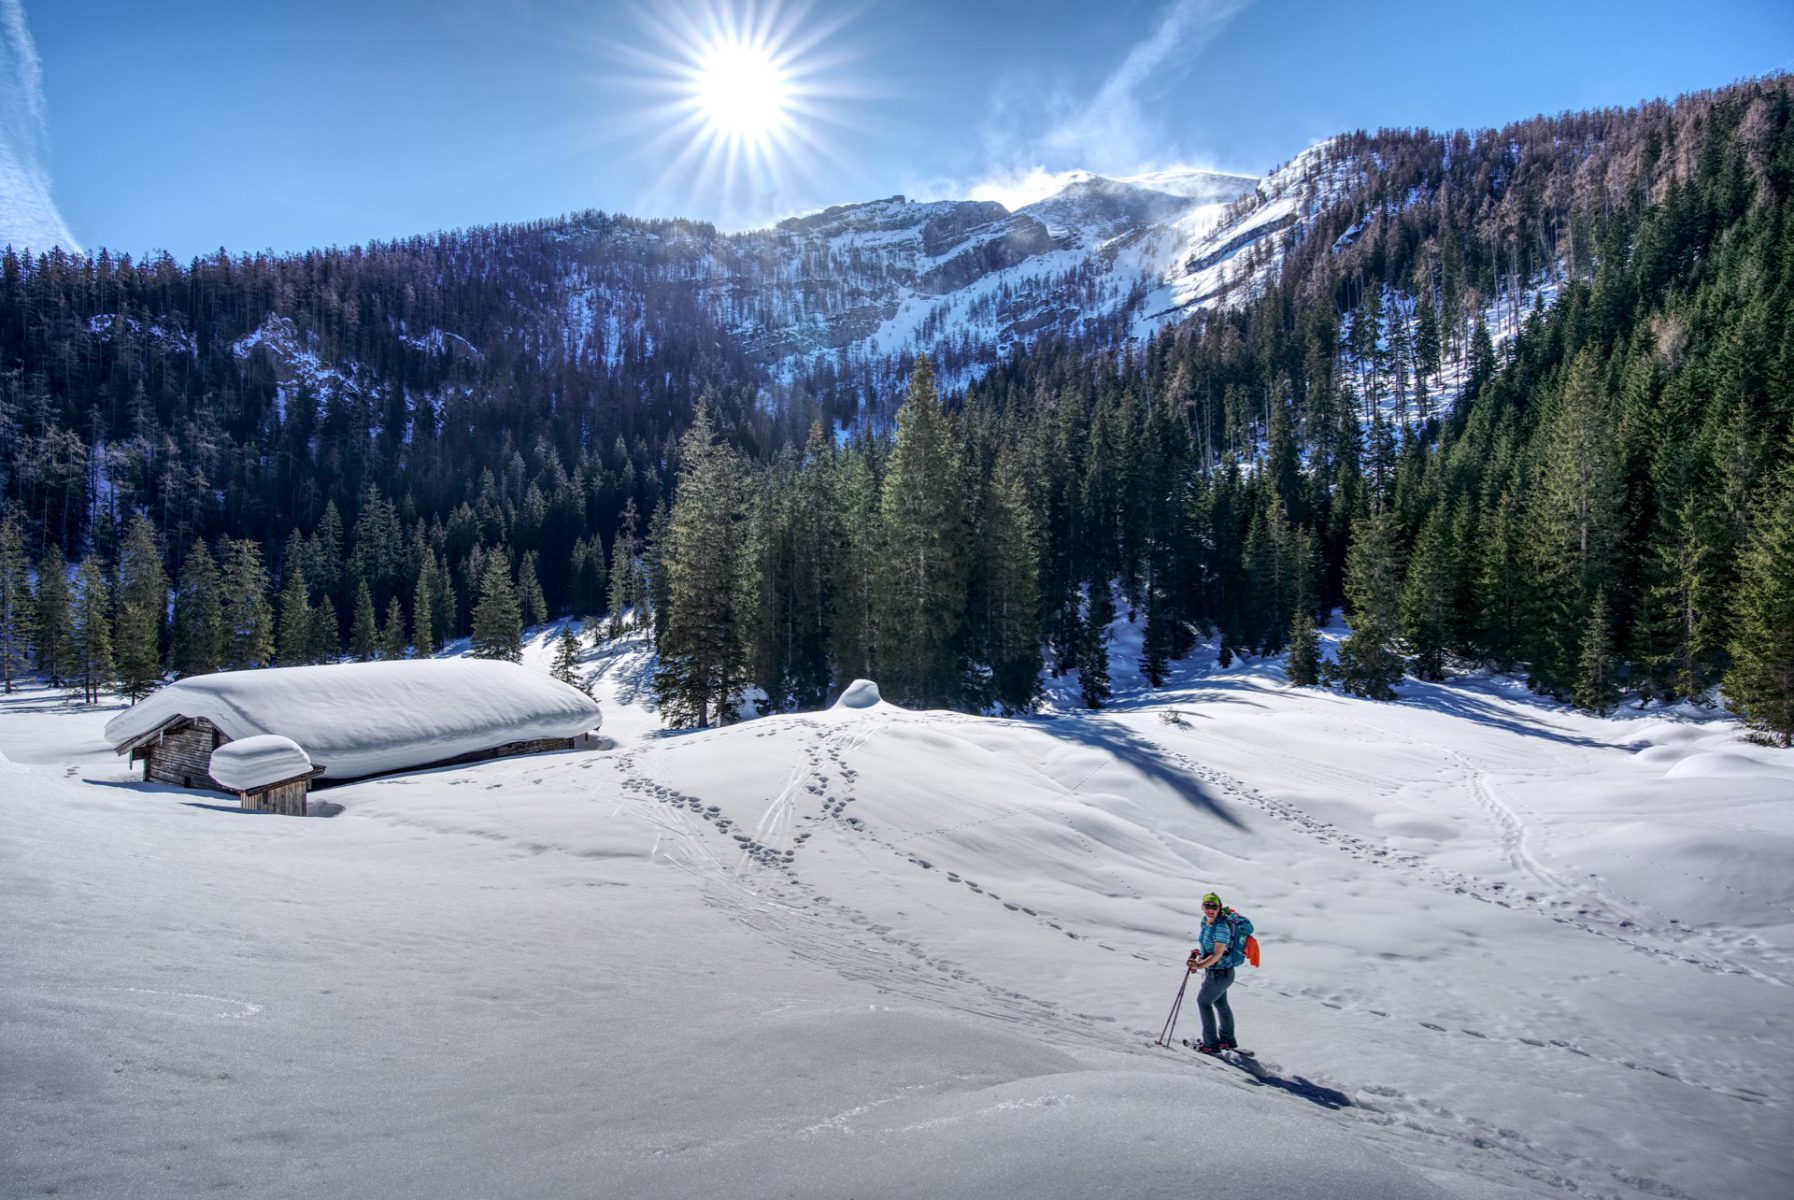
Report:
208,735,327,816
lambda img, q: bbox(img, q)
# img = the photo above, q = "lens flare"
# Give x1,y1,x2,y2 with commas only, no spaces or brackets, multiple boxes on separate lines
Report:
606,2,873,227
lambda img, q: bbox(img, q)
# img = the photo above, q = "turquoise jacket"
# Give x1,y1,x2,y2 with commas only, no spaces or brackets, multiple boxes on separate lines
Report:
1197,910,1252,970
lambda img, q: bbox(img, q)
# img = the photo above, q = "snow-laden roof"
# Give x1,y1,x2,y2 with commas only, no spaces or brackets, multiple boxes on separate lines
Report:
106,659,601,781
208,735,314,792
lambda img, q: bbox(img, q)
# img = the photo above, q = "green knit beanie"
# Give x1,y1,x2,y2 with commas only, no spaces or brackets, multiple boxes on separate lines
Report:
1202,892,1223,908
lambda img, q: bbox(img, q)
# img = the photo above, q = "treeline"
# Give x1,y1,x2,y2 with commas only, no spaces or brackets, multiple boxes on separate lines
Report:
2,77,1792,745
649,78,1794,743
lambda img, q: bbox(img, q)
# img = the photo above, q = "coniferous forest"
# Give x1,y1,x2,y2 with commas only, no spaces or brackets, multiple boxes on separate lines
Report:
2,76,1792,743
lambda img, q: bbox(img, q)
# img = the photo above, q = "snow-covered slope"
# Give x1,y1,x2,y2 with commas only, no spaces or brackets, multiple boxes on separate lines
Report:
5,624,1788,1199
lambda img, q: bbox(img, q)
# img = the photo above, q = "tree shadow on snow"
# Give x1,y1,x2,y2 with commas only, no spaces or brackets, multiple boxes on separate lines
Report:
1397,681,1631,751
1035,715,1247,829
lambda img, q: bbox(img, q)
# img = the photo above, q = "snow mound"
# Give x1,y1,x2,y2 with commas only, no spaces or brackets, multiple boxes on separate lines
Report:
207,735,314,791
831,679,886,710
1664,751,1785,779
105,659,601,780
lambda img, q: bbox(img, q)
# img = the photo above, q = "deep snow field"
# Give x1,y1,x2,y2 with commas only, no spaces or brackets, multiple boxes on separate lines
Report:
3,618,1791,1200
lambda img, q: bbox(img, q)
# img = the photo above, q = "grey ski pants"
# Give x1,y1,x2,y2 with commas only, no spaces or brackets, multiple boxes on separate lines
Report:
1196,967,1236,1046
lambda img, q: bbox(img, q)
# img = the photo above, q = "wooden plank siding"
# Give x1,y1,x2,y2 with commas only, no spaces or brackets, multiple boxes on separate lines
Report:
138,718,229,792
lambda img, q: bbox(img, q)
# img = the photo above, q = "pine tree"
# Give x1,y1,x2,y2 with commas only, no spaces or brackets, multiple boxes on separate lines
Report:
412,562,436,659
1328,511,1405,700
34,542,70,685
653,405,750,726
277,565,312,665
875,355,970,708
1573,588,1619,712
219,538,273,670
1079,582,1114,708
978,452,1042,712
379,596,409,661
0,519,33,692
517,550,546,630
552,623,582,687
1725,453,1794,746
471,550,523,662
1527,352,1622,695
114,597,161,700
350,580,379,662
69,558,114,703
171,541,222,677
308,596,340,663
1401,508,1455,681
116,515,168,677
1286,611,1320,686
607,497,642,639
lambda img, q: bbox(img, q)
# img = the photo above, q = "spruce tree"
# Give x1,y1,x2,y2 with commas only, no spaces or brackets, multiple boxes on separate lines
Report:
1329,511,1405,700
277,565,312,665
114,597,162,701
1079,582,1114,708
219,538,273,670
171,541,222,677
517,550,546,631
69,558,114,703
1573,588,1619,713
308,596,341,663
552,623,582,687
379,596,409,661
34,542,70,685
0,519,33,692
1286,612,1321,686
978,452,1042,712
1725,454,1794,745
117,516,169,646
874,354,970,708
653,405,750,726
1401,509,1456,681
350,581,379,662
412,564,436,659
471,550,523,662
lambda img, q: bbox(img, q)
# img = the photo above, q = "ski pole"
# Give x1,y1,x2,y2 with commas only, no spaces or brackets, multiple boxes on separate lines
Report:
1154,968,1192,1048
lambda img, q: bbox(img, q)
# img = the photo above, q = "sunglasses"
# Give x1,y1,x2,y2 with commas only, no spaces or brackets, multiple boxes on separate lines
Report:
1201,903,1220,910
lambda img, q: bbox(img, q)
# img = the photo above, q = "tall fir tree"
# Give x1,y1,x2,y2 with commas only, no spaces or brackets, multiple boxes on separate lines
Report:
471,549,523,662
517,550,546,630
552,623,582,688
308,596,341,664
171,541,222,677
1079,582,1114,708
0,519,33,692
653,405,750,726
219,538,273,671
116,515,169,677
875,355,970,708
277,565,312,665
1401,508,1456,681
412,560,436,659
34,542,70,686
379,596,409,661
69,558,115,704
1329,511,1406,700
1286,611,1321,686
1725,452,1794,746
350,580,380,662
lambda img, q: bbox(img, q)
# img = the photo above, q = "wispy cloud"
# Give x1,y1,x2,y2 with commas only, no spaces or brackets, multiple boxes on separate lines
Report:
918,0,1253,209
0,0,81,254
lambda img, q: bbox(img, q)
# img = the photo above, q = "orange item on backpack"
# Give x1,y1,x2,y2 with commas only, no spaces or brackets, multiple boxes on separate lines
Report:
1243,934,1261,967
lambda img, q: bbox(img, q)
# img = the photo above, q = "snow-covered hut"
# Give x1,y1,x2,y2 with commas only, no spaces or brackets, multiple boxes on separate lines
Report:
206,736,323,815
106,660,602,810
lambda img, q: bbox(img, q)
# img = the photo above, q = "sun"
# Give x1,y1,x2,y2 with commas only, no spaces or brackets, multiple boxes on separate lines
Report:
608,1,872,225
692,38,791,143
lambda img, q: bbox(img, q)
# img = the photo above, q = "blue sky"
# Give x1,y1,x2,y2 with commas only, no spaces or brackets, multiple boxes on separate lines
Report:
5,0,1792,258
